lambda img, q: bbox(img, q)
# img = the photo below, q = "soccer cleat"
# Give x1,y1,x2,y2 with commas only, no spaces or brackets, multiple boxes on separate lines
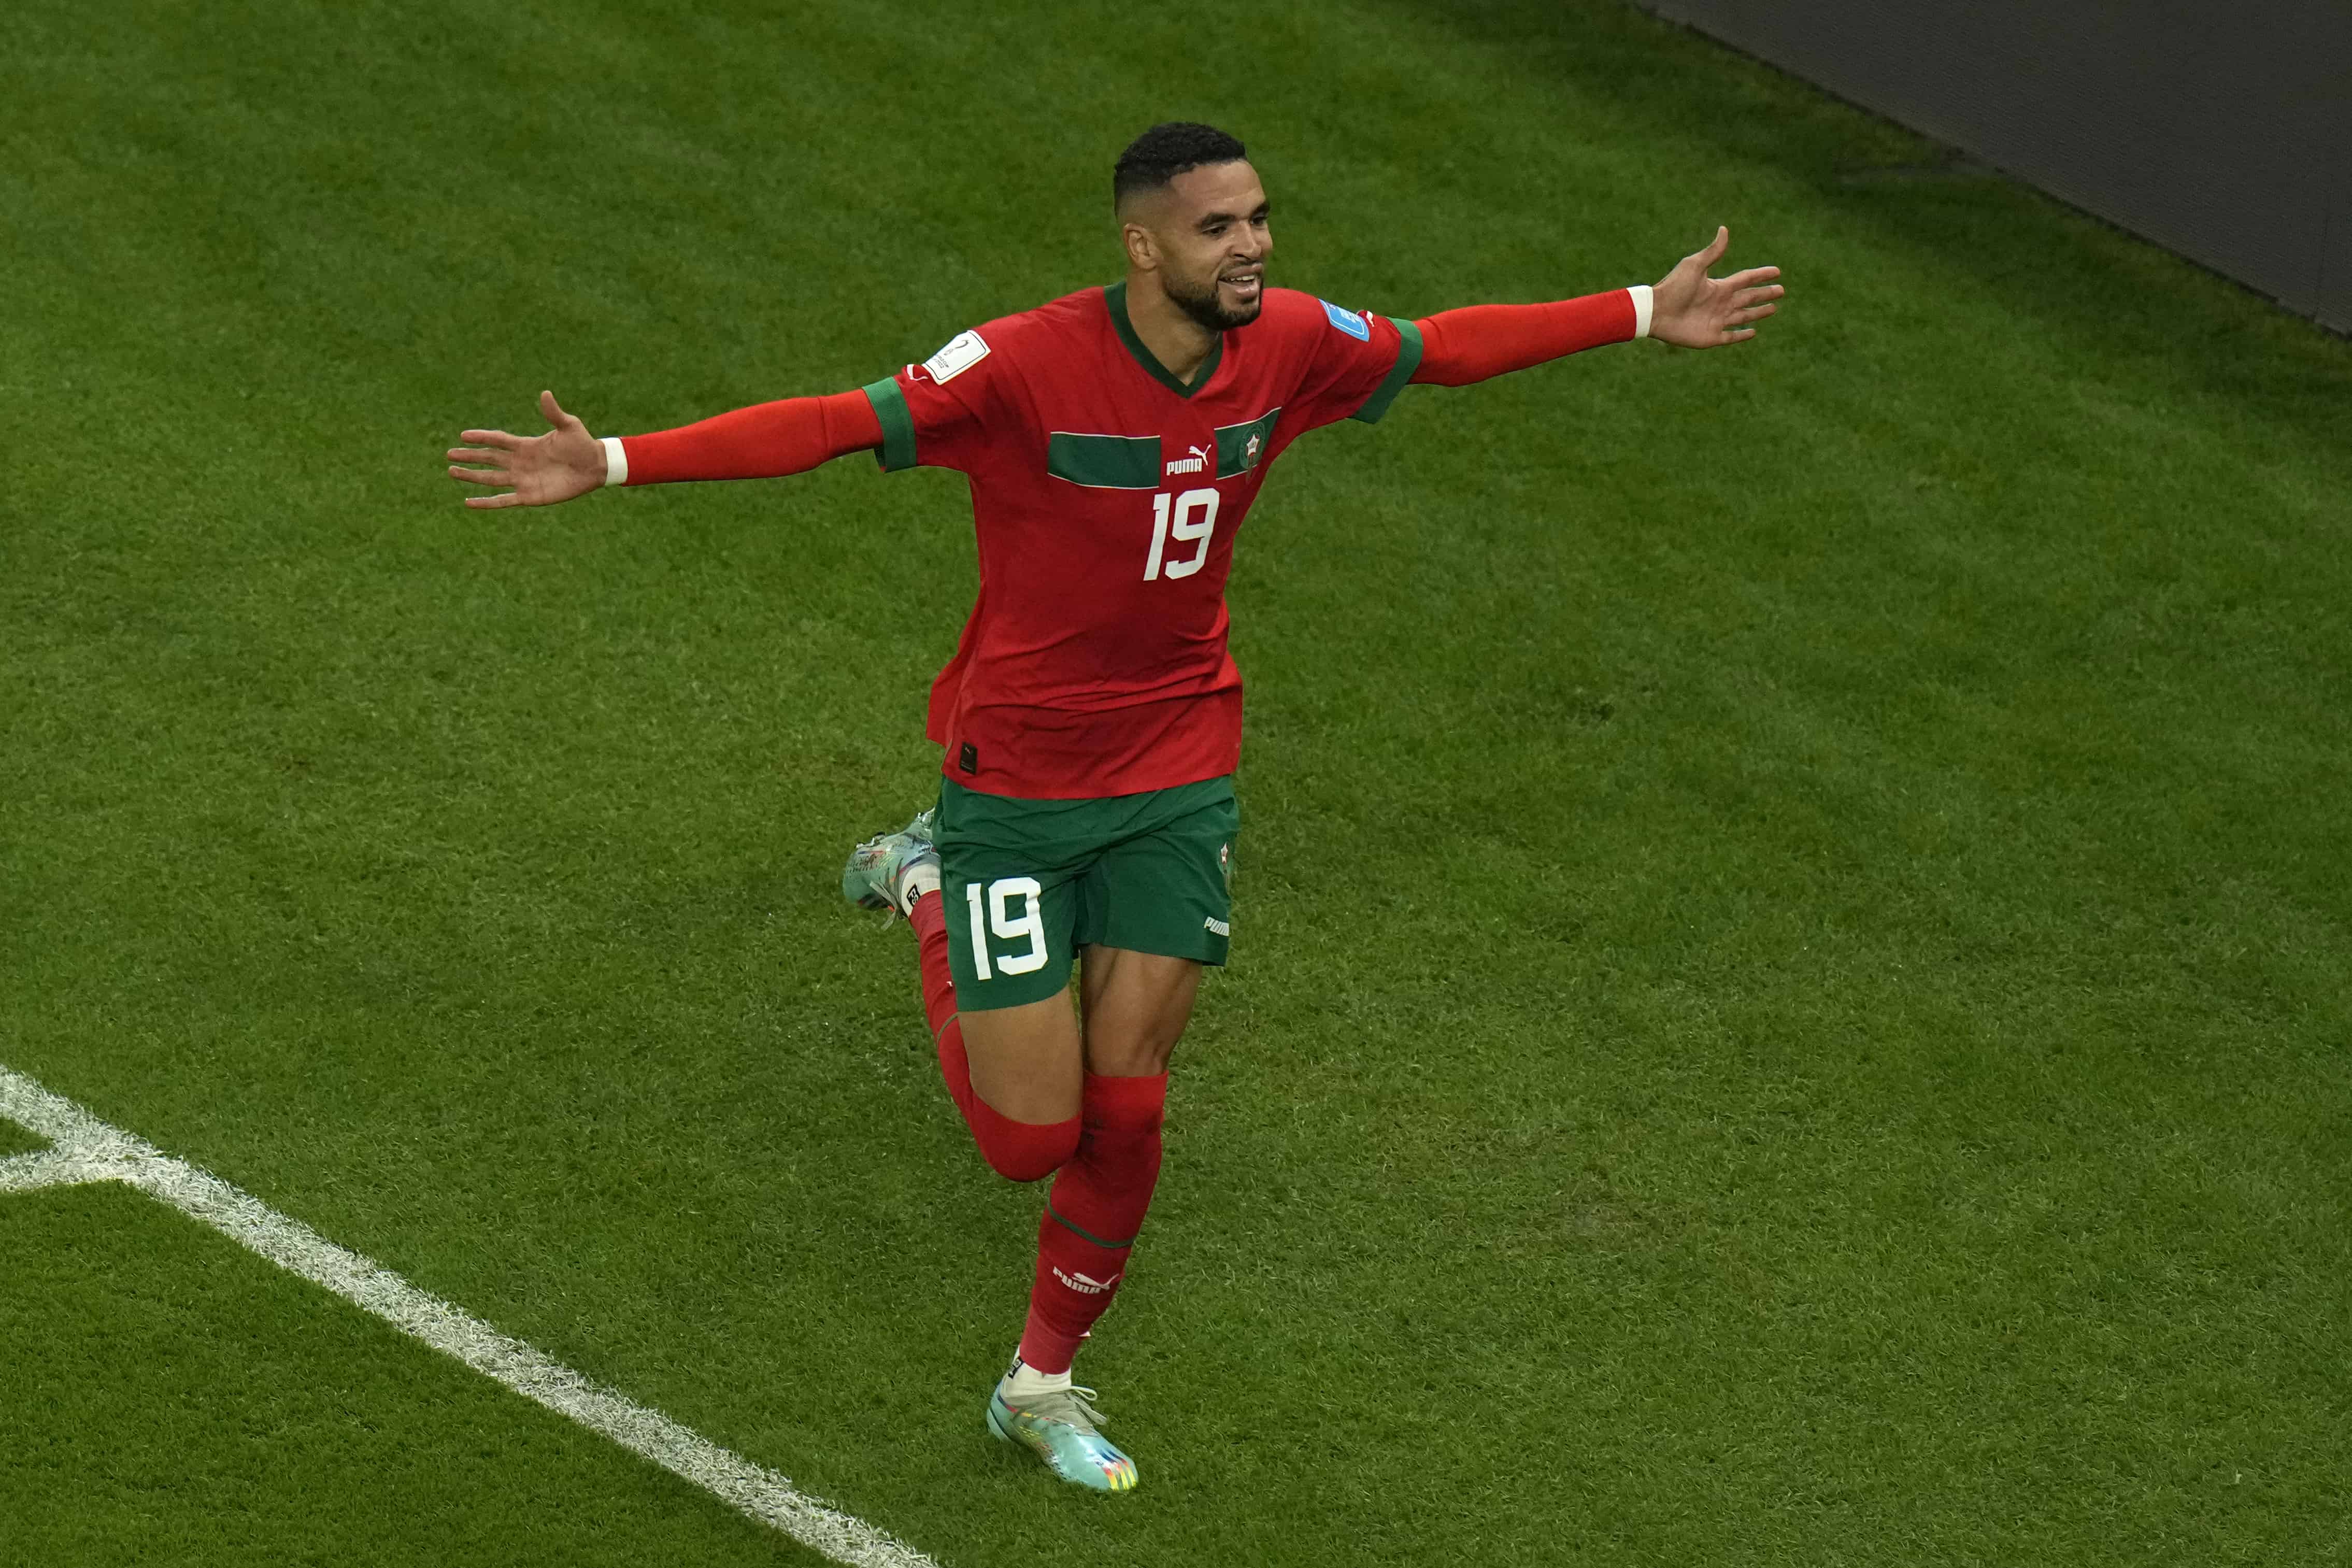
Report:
840,808,939,917
987,1380,1139,1493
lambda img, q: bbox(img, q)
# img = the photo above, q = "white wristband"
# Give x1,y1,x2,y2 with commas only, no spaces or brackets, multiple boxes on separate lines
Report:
601,435,629,487
1628,284,1653,340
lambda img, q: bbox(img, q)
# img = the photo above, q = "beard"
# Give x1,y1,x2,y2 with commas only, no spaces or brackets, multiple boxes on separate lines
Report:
1165,267,1263,332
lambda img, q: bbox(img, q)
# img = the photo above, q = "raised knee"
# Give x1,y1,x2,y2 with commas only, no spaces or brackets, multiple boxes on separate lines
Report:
974,1123,1081,1185
972,1108,1081,1182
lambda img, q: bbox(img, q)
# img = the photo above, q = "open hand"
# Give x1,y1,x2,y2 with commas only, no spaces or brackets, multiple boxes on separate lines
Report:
1649,227,1783,348
447,391,607,508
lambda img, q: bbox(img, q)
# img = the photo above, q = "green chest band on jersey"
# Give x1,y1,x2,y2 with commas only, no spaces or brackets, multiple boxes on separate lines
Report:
1044,411,1282,490
1047,432,1163,490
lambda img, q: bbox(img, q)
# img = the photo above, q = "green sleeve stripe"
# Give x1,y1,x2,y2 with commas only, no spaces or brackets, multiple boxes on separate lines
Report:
862,376,918,472
1350,317,1424,425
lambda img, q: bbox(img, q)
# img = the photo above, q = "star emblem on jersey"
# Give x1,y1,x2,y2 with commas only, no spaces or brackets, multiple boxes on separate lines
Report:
1245,432,1262,463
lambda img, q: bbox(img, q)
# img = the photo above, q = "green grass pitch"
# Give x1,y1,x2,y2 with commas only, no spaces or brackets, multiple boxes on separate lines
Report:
5,0,2349,1563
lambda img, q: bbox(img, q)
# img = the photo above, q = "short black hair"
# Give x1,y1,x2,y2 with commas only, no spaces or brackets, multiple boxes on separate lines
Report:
1113,122,1249,207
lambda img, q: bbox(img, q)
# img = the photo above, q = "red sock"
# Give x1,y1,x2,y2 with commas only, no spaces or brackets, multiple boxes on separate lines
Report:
1018,1072,1167,1374
908,891,1076,1182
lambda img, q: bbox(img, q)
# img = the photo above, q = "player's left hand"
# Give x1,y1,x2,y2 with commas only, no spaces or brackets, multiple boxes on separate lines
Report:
1649,227,1782,348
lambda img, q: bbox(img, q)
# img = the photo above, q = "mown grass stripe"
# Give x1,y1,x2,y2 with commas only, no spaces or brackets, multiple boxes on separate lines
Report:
0,1064,939,1568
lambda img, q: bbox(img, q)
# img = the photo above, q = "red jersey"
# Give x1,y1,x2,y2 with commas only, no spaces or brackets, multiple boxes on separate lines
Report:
864,283,1421,800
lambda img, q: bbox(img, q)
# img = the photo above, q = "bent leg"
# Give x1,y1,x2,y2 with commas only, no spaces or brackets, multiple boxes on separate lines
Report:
959,992,1085,1124
909,892,1080,1180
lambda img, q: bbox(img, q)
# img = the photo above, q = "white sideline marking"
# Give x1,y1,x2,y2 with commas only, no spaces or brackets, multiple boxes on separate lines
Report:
0,1148,153,1192
0,1064,938,1568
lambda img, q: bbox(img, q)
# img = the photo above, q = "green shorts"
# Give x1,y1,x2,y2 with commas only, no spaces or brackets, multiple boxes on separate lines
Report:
937,775,1238,1011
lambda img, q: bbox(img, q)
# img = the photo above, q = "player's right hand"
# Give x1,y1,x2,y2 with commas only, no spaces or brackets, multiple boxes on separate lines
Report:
447,390,606,507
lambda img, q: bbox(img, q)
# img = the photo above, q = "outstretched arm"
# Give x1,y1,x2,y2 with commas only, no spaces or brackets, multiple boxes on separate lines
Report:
448,389,883,507
1409,226,1782,387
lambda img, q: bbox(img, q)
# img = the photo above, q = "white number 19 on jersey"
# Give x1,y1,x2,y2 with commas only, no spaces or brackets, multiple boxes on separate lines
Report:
1145,488,1220,581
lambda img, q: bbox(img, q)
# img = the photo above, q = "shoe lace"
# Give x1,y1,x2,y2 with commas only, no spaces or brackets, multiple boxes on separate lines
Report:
1021,1385,1108,1432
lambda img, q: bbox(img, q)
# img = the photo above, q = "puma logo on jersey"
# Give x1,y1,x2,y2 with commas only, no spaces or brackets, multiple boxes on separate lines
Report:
1204,915,1230,937
1166,443,1211,476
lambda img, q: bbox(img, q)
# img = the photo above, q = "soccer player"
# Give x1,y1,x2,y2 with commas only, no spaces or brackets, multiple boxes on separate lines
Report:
448,122,1781,1494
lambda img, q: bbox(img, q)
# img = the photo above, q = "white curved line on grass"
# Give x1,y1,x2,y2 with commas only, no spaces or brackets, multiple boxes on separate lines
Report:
0,1149,154,1192
0,1063,939,1568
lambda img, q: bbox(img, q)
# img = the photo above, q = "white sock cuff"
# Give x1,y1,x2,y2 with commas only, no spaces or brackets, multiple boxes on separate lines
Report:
896,862,942,914
1003,1356,1073,1398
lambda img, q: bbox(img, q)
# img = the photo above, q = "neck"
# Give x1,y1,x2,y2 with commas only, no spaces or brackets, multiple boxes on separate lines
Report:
1122,268,1220,386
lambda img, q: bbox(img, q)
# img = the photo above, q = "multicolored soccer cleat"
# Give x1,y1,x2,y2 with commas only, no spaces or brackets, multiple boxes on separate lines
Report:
987,1380,1139,1493
839,808,938,917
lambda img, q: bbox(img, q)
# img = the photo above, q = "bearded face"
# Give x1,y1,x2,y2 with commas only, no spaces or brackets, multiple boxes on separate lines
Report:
1128,160,1271,334
1163,261,1265,332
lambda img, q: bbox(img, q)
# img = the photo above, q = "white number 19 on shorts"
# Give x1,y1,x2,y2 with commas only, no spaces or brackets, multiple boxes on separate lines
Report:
965,877,1048,979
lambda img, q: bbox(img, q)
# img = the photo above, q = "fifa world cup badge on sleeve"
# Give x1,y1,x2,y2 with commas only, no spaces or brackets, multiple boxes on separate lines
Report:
1320,300,1371,341
923,330,991,383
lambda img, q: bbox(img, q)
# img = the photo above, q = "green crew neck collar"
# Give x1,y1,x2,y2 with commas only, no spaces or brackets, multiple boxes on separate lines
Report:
1105,281,1222,399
